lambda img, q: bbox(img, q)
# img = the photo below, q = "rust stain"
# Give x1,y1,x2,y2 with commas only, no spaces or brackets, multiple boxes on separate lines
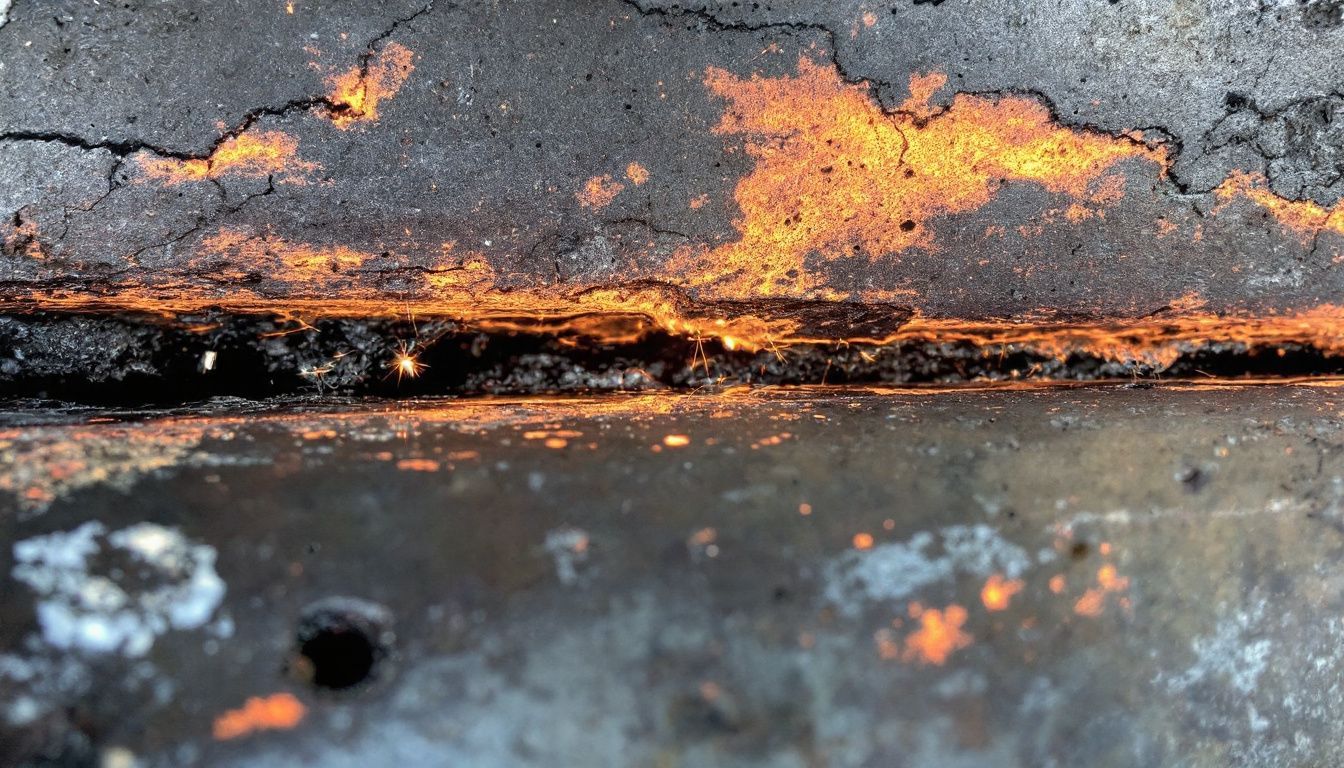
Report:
578,174,625,209
1,214,42,259
212,693,306,740
902,603,972,665
135,131,318,185
325,42,415,128
677,56,1165,295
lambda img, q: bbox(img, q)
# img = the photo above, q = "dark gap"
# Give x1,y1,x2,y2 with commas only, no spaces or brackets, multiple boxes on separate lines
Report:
2,312,1342,407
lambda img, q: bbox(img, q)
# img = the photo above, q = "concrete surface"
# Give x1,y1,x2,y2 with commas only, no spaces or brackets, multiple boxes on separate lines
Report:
1,0,1344,333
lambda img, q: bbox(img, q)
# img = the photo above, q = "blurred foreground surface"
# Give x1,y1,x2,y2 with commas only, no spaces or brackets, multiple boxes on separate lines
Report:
2,382,1344,767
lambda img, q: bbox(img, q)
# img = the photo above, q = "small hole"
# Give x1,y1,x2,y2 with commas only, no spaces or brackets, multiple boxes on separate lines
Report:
292,598,392,691
301,626,376,690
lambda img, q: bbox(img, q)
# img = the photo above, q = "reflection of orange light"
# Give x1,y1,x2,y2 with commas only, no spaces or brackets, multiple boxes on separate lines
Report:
680,56,1165,295
1073,589,1105,617
1073,563,1130,617
395,458,438,471
136,131,318,185
325,42,415,128
213,693,306,740
663,434,691,447
980,574,1024,612
902,604,972,665
852,532,874,550
1049,574,1065,594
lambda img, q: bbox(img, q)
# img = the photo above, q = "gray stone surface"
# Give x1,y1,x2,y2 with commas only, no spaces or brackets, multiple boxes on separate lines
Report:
1,383,1343,766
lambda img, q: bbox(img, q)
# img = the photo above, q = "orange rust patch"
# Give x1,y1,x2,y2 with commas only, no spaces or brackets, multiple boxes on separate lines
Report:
1214,170,1344,244
1,215,42,259
680,56,1165,295
136,131,318,185
212,693,306,741
902,603,972,665
980,574,1024,612
578,175,626,209
325,42,415,128
626,162,650,185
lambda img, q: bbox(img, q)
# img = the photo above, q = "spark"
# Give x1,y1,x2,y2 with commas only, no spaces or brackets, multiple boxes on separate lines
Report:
391,343,425,382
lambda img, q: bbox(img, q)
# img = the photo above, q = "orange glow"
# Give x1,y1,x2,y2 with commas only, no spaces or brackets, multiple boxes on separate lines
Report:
1073,563,1130,617
199,227,370,286
1049,574,1066,594
395,458,439,471
578,175,625,209
212,693,306,740
680,56,1165,295
136,131,318,185
325,42,415,128
625,162,650,186
689,527,717,546
663,433,691,447
902,604,972,665
798,502,812,516
852,532,874,550
1073,589,1105,617
980,574,1024,612
1215,171,1344,244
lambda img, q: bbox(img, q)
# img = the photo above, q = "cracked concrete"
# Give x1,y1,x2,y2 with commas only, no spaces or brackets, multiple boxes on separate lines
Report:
0,0,1342,329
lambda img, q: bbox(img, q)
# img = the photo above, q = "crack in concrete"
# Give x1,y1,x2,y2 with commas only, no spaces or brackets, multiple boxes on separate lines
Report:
0,3,438,161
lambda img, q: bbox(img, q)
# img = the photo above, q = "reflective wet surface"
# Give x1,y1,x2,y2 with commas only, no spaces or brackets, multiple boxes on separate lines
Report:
2,382,1344,766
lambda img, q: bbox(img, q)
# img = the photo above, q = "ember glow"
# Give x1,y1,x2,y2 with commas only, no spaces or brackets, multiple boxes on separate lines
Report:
1215,170,1344,243
902,603,972,665
8,56,1344,376
135,131,318,185
679,57,1165,295
980,574,1024,612
325,42,415,128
